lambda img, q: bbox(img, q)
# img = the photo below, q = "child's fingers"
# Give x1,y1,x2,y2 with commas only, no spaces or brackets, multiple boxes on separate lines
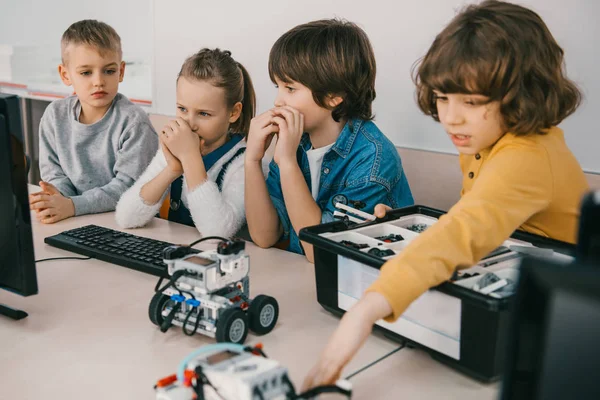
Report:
258,109,276,119
252,111,277,129
29,199,50,210
174,117,190,128
37,207,56,219
41,214,61,224
251,123,279,143
374,204,392,218
40,182,61,195
272,116,287,132
271,118,288,140
280,105,302,122
159,133,170,146
273,107,296,129
166,120,179,133
29,193,50,205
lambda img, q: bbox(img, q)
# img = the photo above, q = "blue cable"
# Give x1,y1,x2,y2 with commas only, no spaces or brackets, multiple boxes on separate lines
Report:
177,343,245,382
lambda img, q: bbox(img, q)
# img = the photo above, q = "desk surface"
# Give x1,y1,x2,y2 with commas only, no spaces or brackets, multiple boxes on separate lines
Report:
0,208,498,399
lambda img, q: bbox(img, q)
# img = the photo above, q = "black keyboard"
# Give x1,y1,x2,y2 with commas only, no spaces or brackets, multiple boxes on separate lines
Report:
44,224,196,277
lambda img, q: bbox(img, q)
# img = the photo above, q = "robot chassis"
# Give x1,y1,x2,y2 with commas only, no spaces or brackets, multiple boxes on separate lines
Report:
148,239,279,344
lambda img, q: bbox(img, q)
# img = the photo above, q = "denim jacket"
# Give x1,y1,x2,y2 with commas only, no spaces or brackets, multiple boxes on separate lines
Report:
265,118,414,254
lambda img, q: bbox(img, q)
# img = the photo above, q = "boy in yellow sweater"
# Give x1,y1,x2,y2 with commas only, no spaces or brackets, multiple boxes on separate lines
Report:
303,0,589,389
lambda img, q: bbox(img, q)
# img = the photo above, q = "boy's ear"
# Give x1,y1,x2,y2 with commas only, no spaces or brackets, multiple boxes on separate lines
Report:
229,102,243,124
326,94,344,108
58,64,72,86
118,61,126,83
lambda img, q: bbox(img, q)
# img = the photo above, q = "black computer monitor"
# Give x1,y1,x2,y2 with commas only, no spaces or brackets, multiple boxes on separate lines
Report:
500,257,600,400
576,191,600,264
0,93,37,320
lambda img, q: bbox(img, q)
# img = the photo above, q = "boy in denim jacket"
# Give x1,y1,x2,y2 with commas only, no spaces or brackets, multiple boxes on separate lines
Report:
245,19,413,261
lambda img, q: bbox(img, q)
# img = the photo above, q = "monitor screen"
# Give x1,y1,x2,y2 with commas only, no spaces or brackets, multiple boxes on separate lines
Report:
0,94,37,304
500,257,600,400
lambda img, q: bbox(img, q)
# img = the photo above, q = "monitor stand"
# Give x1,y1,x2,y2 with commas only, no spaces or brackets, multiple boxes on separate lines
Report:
0,303,28,320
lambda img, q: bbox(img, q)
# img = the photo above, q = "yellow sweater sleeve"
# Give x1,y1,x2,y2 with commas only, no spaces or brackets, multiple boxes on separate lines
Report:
367,142,553,321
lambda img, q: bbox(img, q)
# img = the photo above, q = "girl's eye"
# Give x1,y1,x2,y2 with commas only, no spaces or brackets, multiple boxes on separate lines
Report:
286,86,295,93
199,112,210,117
80,71,91,76
177,106,186,113
434,95,448,102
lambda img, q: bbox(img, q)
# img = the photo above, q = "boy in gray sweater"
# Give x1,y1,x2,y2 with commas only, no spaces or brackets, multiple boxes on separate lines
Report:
29,20,158,223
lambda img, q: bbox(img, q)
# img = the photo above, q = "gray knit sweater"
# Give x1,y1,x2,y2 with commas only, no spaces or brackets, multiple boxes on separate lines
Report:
39,93,158,215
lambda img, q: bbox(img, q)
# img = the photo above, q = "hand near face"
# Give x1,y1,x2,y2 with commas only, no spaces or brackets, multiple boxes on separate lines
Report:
160,117,200,164
159,134,183,178
246,109,280,163
272,106,304,167
29,181,75,224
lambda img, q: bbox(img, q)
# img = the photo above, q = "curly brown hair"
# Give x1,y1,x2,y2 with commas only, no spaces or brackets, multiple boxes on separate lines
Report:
269,18,376,123
413,0,581,135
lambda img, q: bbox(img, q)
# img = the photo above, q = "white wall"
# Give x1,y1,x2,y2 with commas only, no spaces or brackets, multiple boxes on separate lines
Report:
0,0,153,60
7,1,594,171
153,0,600,173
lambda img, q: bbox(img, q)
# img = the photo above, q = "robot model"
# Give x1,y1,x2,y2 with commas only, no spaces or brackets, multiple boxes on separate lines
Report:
148,239,278,344
154,343,353,400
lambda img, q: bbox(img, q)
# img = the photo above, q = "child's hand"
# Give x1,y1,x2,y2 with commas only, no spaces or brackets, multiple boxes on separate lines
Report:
160,117,200,164
272,106,304,167
374,204,392,218
246,109,279,163
160,135,183,178
29,182,75,224
302,292,392,392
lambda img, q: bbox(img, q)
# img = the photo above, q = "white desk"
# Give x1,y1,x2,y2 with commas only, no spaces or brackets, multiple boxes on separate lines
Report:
0,210,498,399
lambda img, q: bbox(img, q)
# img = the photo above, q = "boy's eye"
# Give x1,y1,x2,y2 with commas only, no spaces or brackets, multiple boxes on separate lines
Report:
80,71,91,76
199,112,210,117
105,69,116,75
177,106,187,113
464,98,487,106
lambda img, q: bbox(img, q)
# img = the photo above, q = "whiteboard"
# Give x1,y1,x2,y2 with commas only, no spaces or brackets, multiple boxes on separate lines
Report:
151,0,599,172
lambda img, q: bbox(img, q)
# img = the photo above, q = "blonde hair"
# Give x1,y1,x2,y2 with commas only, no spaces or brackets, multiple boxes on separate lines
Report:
61,19,122,64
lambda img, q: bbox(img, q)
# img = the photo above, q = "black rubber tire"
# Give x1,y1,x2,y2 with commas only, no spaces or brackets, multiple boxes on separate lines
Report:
149,292,171,326
248,295,279,335
216,307,249,344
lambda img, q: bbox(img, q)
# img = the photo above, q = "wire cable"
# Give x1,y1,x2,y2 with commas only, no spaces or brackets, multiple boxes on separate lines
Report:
188,236,229,248
344,343,406,380
35,256,92,263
